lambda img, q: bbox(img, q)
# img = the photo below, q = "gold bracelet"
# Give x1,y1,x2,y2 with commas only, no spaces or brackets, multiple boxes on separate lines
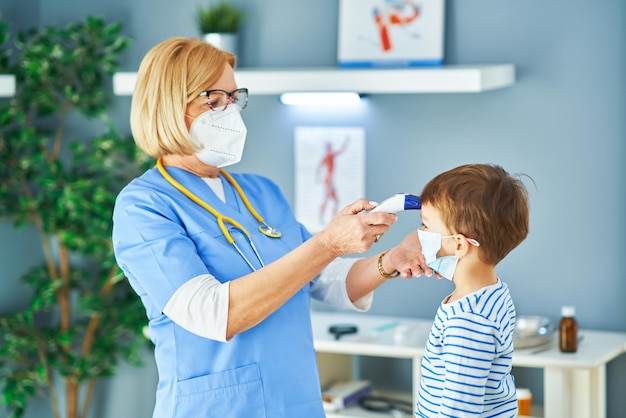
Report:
377,249,400,279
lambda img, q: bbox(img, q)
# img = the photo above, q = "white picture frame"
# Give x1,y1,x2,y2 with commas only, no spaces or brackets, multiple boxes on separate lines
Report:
338,0,445,68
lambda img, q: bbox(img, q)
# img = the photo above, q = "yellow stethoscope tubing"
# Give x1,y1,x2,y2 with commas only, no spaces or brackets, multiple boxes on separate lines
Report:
220,170,266,228
219,169,282,238
156,158,277,271
157,158,249,244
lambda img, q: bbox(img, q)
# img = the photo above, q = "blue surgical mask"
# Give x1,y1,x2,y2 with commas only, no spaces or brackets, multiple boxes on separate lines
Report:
417,229,481,281
417,229,458,281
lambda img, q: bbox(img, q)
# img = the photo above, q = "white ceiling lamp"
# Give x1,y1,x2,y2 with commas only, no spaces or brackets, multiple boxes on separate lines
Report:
279,92,362,106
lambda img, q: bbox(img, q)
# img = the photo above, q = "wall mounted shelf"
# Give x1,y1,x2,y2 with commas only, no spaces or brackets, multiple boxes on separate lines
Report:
113,64,515,96
0,74,16,97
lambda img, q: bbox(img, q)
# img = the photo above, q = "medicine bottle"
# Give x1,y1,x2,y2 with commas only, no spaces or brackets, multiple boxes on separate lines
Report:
559,306,578,353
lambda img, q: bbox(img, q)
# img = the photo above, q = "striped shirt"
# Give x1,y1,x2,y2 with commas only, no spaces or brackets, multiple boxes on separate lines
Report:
416,279,518,417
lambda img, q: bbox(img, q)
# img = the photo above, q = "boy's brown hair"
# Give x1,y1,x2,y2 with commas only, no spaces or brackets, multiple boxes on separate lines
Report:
421,164,530,265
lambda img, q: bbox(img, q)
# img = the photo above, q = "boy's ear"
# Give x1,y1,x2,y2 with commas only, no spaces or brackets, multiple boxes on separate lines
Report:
454,235,472,258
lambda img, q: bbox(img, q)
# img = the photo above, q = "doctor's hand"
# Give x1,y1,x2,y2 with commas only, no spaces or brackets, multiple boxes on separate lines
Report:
386,231,434,279
316,198,398,257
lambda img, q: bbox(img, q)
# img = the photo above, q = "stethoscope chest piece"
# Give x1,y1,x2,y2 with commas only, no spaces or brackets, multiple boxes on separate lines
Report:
258,223,282,238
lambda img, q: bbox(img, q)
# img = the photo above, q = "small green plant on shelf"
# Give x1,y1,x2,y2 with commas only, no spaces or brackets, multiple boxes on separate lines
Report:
196,1,245,34
0,15,153,418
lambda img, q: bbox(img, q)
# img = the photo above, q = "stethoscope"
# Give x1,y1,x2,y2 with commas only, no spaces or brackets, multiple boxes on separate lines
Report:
156,157,282,271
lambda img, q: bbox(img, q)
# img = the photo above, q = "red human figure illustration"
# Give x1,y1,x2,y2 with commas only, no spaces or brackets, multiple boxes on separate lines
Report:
373,0,420,52
317,139,349,223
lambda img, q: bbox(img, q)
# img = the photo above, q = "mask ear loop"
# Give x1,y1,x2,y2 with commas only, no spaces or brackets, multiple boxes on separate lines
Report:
466,238,480,247
443,234,481,247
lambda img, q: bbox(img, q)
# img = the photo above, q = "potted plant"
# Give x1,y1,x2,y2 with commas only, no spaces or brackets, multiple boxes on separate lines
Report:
0,16,153,418
195,1,245,56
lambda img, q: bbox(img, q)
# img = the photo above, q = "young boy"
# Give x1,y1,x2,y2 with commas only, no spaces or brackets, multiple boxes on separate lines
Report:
415,164,530,417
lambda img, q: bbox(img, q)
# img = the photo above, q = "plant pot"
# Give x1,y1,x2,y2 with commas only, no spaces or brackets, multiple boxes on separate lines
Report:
202,32,239,56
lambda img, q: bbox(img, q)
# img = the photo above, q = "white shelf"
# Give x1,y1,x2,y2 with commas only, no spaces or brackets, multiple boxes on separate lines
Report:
0,74,16,97
112,64,515,96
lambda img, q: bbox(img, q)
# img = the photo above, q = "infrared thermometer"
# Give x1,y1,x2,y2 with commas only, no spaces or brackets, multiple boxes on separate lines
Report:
370,193,421,213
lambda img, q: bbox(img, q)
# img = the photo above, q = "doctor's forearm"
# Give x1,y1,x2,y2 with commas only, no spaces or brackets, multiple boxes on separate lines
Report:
345,250,393,302
225,234,338,339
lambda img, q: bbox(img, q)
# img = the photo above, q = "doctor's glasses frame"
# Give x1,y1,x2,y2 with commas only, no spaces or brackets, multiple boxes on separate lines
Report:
199,88,249,111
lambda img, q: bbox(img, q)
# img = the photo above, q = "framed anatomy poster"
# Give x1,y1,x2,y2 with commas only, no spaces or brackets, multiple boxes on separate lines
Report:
294,127,365,232
338,0,445,68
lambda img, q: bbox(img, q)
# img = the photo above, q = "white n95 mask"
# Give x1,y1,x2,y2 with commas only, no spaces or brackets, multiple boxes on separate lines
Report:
417,229,459,281
190,105,248,168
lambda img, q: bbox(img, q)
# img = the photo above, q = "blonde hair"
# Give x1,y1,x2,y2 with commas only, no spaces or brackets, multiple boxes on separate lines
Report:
130,37,236,157
421,164,530,265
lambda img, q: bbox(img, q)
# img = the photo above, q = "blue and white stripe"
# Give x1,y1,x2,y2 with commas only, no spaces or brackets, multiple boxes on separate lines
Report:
416,279,517,417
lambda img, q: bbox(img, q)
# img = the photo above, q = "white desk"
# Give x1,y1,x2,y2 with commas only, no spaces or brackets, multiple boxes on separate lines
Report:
311,311,626,418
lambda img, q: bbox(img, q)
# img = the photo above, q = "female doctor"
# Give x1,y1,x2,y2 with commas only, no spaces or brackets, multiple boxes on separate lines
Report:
112,37,431,418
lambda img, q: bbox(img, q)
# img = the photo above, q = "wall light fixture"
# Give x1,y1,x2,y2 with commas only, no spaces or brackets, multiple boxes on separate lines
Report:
279,92,362,106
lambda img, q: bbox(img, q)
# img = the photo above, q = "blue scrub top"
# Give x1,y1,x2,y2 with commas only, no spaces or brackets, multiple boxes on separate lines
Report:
112,167,326,418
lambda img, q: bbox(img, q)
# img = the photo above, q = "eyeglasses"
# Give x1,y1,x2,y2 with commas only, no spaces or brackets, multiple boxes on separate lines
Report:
198,88,248,111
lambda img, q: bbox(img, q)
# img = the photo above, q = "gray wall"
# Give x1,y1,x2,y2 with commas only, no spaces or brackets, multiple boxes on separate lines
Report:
1,0,625,417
